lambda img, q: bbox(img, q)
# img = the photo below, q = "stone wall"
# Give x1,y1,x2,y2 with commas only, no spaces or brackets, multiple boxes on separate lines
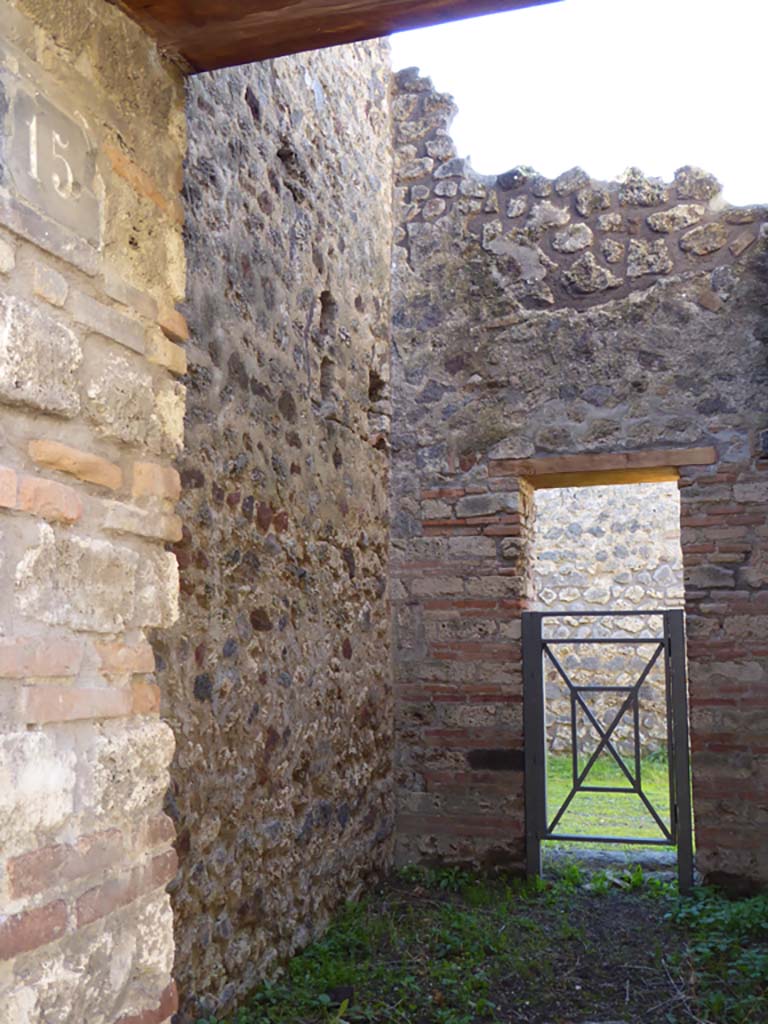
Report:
153,43,394,1020
0,1,185,1021
390,68,768,885
533,482,683,752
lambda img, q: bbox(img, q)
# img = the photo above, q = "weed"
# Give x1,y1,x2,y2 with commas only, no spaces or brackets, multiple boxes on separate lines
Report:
668,888,768,1023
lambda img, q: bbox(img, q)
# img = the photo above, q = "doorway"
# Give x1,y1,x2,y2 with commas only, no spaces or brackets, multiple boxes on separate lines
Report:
522,480,694,891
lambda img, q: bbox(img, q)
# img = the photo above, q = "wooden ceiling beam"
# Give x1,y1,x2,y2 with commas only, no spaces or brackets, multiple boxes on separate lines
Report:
114,0,559,73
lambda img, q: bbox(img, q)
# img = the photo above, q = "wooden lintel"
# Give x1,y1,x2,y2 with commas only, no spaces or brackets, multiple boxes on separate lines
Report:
528,466,681,491
490,446,717,482
114,0,559,73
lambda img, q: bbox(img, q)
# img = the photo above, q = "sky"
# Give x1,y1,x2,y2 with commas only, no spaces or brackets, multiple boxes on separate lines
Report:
390,0,767,205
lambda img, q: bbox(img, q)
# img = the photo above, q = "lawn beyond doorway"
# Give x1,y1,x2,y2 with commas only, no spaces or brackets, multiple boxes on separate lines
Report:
197,867,767,1024
545,753,672,842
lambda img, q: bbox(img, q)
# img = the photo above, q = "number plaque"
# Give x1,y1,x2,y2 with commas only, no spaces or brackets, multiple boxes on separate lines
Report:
8,89,100,245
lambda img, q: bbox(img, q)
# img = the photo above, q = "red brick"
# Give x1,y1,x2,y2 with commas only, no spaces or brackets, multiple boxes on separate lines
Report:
17,475,82,523
95,641,156,674
158,306,189,344
28,440,122,491
76,851,177,928
0,638,83,678
115,982,178,1024
23,685,132,724
8,829,124,899
0,900,67,960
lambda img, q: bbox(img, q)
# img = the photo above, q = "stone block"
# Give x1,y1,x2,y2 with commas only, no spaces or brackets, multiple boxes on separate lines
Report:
0,295,81,416
627,238,673,277
646,204,704,233
145,328,187,375
102,500,183,543
28,439,122,490
70,290,145,354
0,731,76,856
0,236,16,274
79,718,175,824
134,549,179,628
105,271,159,321
17,475,83,524
85,354,185,456
15,524,138,633
0,194,99,276
455,492,514,517
33,263,68,307
131,462,181,501
679,223,728,256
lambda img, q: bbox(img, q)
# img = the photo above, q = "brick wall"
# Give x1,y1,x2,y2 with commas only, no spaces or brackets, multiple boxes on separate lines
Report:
0,1,185,1019
390,67,768,886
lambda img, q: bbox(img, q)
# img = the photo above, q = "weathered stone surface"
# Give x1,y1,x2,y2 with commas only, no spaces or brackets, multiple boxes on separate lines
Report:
70,290,145,355
33,264,68,307
528,200,570,232
601,238,624,264
554,167,590,195
575,187,611,217
552,223,593,253
562,252,622,293
627,238,673,277
619,168,668,207
679,223,729,256
15,525,137,632
647,203,704,233
392,67,768,890
0,731,77,857
0,296,81,416
674,165,721,200
157,42,393,1019
85,354,184,455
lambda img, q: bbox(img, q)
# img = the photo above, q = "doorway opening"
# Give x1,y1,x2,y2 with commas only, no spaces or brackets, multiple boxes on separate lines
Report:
524,479,693,888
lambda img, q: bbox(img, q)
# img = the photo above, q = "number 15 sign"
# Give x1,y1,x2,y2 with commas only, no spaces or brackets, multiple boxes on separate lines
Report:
8,88,101,246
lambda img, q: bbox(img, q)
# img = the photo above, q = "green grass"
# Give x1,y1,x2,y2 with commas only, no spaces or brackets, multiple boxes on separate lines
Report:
193,867,768,1024
545,751,672,841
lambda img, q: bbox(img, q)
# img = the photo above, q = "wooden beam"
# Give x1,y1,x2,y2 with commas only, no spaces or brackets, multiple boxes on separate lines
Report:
489,446,718,480
114,0,559,72
526,466,681,491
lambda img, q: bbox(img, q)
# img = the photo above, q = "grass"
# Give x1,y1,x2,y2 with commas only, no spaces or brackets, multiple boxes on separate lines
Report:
194,866,767,1024
545,751,672,842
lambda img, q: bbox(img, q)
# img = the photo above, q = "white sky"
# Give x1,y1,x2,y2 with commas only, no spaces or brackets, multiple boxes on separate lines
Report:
390,0,767,205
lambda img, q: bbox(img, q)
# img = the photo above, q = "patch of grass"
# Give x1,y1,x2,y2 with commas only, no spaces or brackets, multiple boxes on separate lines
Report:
194,865,768,1024
545,752,672,842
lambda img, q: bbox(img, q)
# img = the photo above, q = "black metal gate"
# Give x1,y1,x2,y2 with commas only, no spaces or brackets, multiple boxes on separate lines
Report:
523,609,693,893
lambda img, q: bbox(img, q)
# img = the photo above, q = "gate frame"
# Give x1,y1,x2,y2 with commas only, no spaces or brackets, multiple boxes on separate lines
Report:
523,609,694,893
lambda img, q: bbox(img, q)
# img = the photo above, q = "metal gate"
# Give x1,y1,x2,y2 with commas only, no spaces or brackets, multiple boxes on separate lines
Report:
523,609,693,893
